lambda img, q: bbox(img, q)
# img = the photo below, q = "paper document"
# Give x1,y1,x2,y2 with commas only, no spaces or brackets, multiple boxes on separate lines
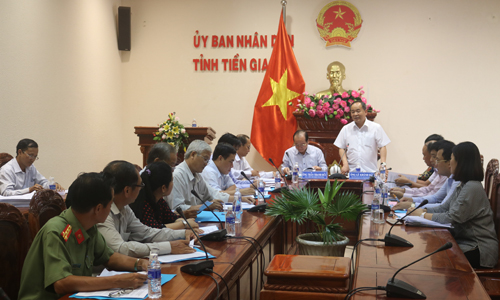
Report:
158,248,215,263
0,191,36,207
386,172,418,189
71,270,175,299
199,225,220,235
404,216,453,228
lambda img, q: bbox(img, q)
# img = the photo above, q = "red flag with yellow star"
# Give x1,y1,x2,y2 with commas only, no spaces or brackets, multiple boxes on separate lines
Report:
251,11,305,166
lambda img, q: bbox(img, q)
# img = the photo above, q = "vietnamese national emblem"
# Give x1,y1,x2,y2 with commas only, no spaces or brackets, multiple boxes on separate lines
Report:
316,1,363,48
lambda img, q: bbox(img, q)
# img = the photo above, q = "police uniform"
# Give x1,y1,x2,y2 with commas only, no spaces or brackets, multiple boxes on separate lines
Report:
18,209,114,300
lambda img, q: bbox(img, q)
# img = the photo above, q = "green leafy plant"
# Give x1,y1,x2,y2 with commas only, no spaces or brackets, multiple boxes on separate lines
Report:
265,180,368,244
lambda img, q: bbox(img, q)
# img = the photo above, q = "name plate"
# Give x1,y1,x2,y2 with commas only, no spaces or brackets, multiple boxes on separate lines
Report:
348,172,373,180
302,171,328,179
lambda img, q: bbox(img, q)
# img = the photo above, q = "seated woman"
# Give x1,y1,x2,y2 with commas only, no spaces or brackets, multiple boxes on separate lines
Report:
410,141,498,268
130,161,201,232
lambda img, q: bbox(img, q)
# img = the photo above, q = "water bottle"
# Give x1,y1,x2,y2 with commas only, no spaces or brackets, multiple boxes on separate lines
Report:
225,205,236,236
379,164,386,182
274,171,281,189
234,188,242,224
257,179,265,204
381,184,389,206
371,188,384,224
48,177,56,191
192,119,197,127
292,162,299,184
148,248,162,298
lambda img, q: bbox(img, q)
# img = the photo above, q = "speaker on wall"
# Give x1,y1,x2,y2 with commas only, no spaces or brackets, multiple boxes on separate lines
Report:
118,6,131,51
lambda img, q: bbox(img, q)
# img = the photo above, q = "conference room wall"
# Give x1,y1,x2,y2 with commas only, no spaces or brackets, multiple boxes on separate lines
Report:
1,1,499,189
0,0,124,188
120,0,500,177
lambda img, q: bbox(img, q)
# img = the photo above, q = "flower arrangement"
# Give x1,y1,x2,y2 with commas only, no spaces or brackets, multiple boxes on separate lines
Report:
292,86,380,125
153,112,189,149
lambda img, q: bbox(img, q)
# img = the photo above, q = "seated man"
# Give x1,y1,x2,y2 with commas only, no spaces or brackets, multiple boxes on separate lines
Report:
0,138,63,195
334,101,390,174
393,140,458,210
394,134,444,187
201,143,255,204
390,141,447,199
97,160,194,257
168,140,224,212
232,134,260,180
282,130,327,174
18,172,148,300
217,133,255,190
146,142,177,169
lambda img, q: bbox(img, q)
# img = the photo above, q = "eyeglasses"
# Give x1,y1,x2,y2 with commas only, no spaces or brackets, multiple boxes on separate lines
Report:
294,143,307,147
23,152,39,160
198,154,210,163
132,182,145,188
435,159,449,164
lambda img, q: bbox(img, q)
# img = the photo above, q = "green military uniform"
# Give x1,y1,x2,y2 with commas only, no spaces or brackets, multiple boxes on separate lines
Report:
18,209,114,300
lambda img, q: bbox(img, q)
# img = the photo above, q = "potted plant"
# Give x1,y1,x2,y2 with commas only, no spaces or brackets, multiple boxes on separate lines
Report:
265,180,368,257
153,112,190,151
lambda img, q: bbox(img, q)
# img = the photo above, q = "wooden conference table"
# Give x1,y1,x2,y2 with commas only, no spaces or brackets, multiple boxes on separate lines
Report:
351,184,490,299
57,179,491,300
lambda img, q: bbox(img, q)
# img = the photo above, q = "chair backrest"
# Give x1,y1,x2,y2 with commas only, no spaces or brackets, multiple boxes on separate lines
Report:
308,141,325,156
490,173,500,241
0,203,31,300
485,159,499,204
28,189,66,240
0,153,13,169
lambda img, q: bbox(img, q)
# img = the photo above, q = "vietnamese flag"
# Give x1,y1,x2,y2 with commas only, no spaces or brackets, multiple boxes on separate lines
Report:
251,11,305,166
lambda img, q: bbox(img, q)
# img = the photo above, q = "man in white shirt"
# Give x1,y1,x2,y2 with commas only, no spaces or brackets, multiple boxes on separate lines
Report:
232,134,260,180
202,143,254,204
96,160,195,258
0,138,63,196
167,140,224,212
334,101,390,174
282,130,328,174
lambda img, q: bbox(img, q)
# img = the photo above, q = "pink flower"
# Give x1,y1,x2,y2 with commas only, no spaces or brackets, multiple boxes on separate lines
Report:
340,101,347,108
341,119,348,125
332,104,339,110
318,100,323,105
351,90,359,98
333,93,339,97
181,128,186,133
308,109,316,117
344,107,350,113
335,114,341,119
359,86,364,90
317,110,325,118
376,109,381,113
362,97,367,104
304,97,311,104
341,92,349,98
304,91,309,95
297,99,301,103
294,109,299,113
361,90,365,95
337,109,344,117
323,102,330,109
328,108,334,115
316,105,323,111
367,104,372,108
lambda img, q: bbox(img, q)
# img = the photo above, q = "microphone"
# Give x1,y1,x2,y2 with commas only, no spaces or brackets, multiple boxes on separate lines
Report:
190,190,227,241
384,200,429,247
386,242,452,298
240,171,267,212
176,207,214,275
268,158,289,193
284,152,293,180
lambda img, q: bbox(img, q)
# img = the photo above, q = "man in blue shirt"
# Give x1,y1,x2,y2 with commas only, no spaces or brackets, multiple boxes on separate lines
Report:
393,140,457,210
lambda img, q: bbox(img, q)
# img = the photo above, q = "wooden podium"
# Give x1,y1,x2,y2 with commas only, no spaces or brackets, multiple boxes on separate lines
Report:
294,111,377,167
134,126,216,167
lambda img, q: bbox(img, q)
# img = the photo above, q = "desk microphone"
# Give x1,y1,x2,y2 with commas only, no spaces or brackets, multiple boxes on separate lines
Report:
384,200,428,247
190,190,227,241
386,242,452,298
176,207,214,275
284,152,293,180
268,158,289,193
241,171,267,212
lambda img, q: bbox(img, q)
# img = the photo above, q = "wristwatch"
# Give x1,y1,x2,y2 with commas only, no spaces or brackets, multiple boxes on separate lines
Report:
410,203,416,208
181,219,188,229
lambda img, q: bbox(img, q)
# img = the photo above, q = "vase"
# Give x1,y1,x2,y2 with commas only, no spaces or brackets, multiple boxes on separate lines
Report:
296,233,349,257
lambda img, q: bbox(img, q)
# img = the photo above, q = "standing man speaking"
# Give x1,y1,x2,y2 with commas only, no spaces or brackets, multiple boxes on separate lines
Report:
334,101,390,174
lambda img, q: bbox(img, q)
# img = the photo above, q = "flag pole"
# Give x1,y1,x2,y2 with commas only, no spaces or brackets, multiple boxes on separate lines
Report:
281,0,287,26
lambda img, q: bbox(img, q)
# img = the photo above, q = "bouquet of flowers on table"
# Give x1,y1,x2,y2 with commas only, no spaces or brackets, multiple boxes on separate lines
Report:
153,112,189,150
292,86,380,124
